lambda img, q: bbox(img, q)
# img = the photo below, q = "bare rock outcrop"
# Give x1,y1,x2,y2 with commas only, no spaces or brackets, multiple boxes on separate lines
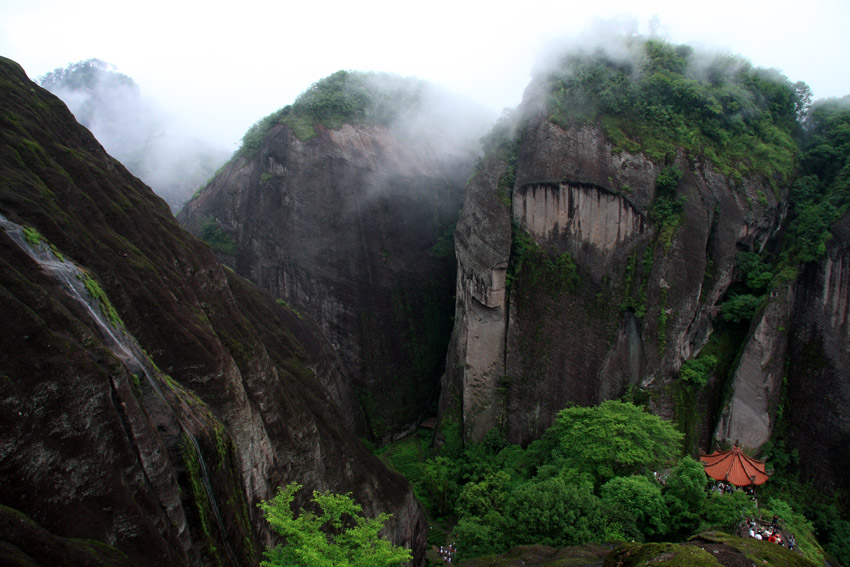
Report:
180,118,474,442
714,285,795,451
441,111,786,446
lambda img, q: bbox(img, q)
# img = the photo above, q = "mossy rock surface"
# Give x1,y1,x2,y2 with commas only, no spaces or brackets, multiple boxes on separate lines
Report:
0,504,129,567
603,542,721,567
690,532,822,567
601,533,820,567
459,542,614,566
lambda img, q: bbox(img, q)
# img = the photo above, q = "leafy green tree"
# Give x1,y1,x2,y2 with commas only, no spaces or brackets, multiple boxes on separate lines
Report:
655,166,683,197
453,513,506,561
456,472,511,519
600,475,668,540
781,97,850,264
785,201,836,262
503,478,608,548
736,252,774,292
701,490,756,532
422,456,456,518
663,457,708,538
199,217,237,255
548,400,684,486
679,356,718,387
719,293,762,324
257,483,411,567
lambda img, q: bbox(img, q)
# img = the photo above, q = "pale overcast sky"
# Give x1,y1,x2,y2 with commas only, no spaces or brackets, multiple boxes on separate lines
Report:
2,0,848,149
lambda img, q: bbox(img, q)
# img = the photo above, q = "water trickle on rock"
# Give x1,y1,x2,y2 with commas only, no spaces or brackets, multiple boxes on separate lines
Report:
0,213,237,564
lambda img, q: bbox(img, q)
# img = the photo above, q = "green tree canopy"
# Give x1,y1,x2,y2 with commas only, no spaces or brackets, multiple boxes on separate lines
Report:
781,96,850,264
663,456,708,539
503,477,608,548
601,475,668,540
257,483,412,567
549,400,684,485
701,491,757,533
679,355,718,387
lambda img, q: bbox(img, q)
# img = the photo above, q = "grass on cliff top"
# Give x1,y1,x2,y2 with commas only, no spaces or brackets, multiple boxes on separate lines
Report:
545,37,804,185
238,70,426,155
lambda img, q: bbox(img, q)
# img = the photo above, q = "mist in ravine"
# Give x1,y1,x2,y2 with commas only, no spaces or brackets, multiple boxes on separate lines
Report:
38,59,231,212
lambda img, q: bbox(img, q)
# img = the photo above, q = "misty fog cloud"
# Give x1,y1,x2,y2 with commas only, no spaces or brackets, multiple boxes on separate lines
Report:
39,60,229,211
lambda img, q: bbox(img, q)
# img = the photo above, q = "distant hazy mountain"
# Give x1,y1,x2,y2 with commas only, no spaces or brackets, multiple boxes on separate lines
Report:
39,59,229,211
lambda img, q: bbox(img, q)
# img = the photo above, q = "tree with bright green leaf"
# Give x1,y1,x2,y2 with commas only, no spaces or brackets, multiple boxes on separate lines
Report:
257,483,412,567
601,475,669,540
701,490,757,533
456,471,511,519
719,293,762,324
503,477,609,548
679,356,718,387
663,456,708,539
549,400,684,485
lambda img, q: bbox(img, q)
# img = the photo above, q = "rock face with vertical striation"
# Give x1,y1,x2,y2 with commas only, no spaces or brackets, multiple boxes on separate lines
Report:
0,57,427,567
784,211,850,495
440,97,787,447
515,181,646,253
714,284,794,451
179,74,487,442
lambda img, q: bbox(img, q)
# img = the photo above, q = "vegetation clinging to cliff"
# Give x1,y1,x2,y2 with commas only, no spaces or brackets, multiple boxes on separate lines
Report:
783,96,850,263
239,70,425,154
545,38,804,184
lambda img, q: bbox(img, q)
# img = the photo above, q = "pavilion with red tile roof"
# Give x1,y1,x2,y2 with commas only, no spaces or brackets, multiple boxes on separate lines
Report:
700,444,771,486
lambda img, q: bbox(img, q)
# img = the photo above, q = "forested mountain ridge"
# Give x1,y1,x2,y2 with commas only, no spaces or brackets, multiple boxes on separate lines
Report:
0,56,426,566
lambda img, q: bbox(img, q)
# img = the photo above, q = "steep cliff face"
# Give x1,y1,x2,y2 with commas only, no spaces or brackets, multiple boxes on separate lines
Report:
0,57,426,566
179,92,479,441
441,110,786,446
784,211,850,495
714,284,794,451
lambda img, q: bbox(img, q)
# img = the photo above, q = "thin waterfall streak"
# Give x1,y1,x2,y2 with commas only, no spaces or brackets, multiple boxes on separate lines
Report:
1,213,238,565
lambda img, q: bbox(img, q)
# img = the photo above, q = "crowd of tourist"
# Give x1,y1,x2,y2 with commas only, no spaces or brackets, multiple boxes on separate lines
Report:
709,480,801,553
742,515,797,551
438,543,457,563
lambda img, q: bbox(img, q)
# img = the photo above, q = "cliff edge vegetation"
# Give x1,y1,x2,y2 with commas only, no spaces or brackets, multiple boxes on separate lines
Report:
545,38,804,183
